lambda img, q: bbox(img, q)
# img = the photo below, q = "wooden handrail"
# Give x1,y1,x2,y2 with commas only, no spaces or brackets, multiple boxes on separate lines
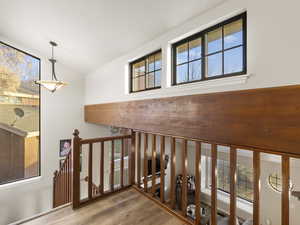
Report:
133,129,300,158
80,135,132,144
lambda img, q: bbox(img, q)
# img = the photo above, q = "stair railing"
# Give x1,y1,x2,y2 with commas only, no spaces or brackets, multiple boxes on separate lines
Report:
53,149,72,208
72,129,134,208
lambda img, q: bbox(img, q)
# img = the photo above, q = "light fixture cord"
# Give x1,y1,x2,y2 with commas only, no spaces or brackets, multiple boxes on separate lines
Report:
51,44,58,81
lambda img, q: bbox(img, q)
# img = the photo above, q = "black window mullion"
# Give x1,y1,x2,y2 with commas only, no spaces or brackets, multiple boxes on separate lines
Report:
153,54,156,87
202,34,206,79
173,46,177,85
222,26,225,75
243,13,247,74
130,64,133,92
144,59,147,90
187,42,190,82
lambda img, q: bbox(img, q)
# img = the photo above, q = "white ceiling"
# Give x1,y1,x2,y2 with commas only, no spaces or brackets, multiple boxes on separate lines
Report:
0,0,224,75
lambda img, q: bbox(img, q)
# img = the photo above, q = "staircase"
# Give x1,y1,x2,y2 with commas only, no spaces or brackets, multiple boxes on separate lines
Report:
53,150,72,208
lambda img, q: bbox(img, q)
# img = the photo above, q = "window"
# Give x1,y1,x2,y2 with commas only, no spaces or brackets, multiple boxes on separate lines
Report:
130,50,162,93
268,173,294,193
172,12,246,85
0,41,40,185
208,158,253,202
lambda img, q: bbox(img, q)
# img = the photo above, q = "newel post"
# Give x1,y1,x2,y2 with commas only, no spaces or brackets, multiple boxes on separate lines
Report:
72,129,81,209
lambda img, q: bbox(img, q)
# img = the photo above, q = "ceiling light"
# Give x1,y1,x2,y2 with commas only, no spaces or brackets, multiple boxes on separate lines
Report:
35,41,67,93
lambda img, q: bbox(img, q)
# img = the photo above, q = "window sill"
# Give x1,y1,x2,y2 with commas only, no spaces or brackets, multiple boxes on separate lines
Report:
202,187,253,215
126,74,251,98
0,176,42,190
166,74,251,92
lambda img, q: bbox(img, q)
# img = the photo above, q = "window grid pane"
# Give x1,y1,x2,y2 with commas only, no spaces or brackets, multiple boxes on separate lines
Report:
173,12,246,85
175,37,202,84
211,157,253,203
130,50,161,93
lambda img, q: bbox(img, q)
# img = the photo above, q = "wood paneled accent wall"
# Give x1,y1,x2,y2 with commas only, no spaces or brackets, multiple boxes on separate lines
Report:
85,85,300,156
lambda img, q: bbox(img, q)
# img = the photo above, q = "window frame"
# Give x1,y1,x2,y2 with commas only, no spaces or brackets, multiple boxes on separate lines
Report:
268,173,294,193
172,12,247,86
129,49,162,93
206,156,253,203
218,159,253,203
0,40,41,186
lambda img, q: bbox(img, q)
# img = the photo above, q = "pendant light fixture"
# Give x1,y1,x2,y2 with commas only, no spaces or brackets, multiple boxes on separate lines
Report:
35,41,67,93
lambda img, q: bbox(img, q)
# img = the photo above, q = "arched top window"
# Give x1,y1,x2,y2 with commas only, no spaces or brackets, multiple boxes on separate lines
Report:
268,173,294,193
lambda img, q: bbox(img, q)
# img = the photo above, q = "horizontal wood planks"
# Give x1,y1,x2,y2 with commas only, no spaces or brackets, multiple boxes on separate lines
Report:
85,85,300,155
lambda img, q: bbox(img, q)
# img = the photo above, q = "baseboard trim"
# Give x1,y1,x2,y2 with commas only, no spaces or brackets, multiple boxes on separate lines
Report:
9,203,71,225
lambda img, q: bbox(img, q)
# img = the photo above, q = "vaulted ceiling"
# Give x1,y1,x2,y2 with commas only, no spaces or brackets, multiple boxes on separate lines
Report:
0,0,224,75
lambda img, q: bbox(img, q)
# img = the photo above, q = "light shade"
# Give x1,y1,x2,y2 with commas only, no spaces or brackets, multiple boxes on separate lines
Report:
35,80,67,93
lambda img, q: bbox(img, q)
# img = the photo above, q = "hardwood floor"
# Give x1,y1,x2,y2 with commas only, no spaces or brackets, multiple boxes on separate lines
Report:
22,188,186,225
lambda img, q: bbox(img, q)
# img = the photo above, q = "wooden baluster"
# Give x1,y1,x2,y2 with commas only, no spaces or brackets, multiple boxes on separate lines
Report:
121,139,124,188
88,143,93,199
60,172,63,205
63,162,66,204
56,173,59,207
53,170,58,208
61,165,63,205
57,171,62,206
160,136,165,203
282,156,290,225
67,154,70,202
130,131,136,185
61,172,63,205
70,152,73,202
143,133,148,192
110,140,115,192
253,151,260,225
182,139,188,216
100,142,104,194
137,133,141,188
72,129,81,209
66,156,69,203
69,154,71,202
64,162,67,204
68,154,70,202
195,141,201,225
211,144,217,225
152,134,157,196
230,147,237,225
170,137,176,209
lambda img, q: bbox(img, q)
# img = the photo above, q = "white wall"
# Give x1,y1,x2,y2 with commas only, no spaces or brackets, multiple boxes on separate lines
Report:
0,36,106,225
85,0,300,105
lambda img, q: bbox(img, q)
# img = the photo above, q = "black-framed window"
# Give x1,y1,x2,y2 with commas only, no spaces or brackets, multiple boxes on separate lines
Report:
0,41,41,185
172,12,246,85
130,50,162,93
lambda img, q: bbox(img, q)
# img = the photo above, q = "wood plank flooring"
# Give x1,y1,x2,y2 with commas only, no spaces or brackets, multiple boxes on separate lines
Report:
21,188,186,225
